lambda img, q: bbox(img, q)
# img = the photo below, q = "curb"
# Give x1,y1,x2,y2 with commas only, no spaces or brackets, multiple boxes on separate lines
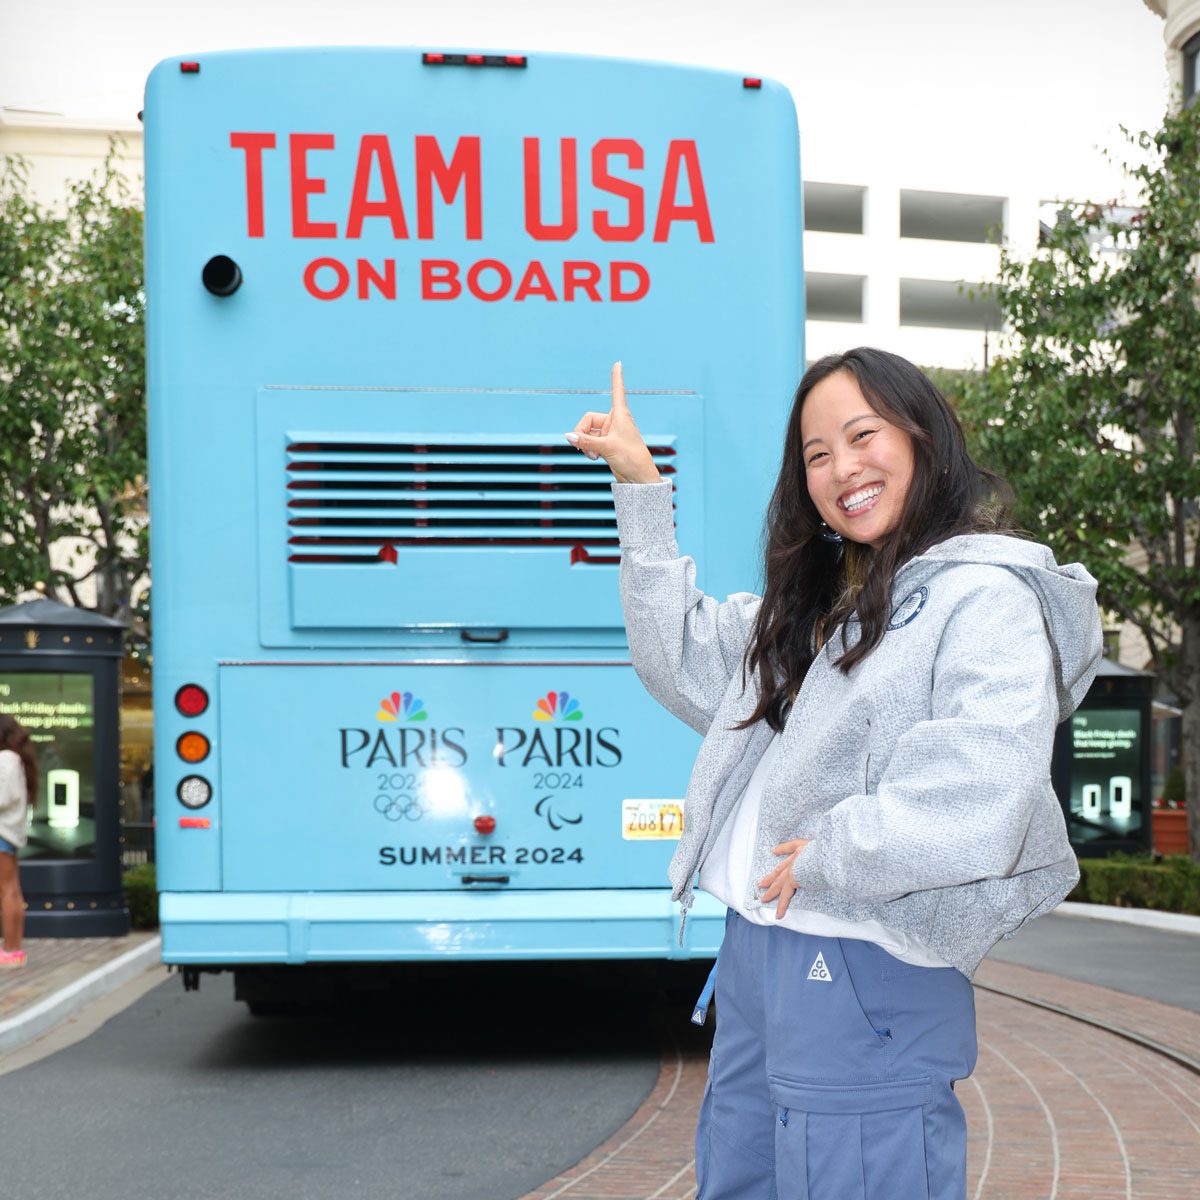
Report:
973,976,1200,1077
0,935,164,1056
1055,900,1200,935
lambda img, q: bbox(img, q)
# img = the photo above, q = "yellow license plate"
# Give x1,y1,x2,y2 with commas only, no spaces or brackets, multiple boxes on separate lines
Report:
621,799,685,840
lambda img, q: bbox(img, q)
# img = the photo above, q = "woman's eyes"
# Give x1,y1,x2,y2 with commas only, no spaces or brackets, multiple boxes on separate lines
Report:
806,429,876,465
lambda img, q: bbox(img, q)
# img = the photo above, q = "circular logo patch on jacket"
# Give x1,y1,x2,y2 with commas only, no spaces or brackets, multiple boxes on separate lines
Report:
887,585,928,630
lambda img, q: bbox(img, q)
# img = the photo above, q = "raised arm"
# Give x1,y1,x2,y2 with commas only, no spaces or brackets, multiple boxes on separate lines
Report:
611,480,761,734
565,363,761,734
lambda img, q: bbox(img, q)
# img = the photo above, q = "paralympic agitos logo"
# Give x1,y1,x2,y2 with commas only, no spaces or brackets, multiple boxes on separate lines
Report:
337,688,622,769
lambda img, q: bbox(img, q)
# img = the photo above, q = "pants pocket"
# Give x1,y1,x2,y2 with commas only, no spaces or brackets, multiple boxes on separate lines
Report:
768,1074,934,1200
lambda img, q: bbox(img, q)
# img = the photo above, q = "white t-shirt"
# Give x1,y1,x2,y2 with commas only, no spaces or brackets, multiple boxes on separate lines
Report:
698,731,952,969
0,748,29,850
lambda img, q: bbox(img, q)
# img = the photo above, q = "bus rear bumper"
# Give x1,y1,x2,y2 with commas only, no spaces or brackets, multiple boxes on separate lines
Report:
159,889,728,964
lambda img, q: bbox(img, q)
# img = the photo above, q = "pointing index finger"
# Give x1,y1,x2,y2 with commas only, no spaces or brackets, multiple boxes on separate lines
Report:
611,360,628,413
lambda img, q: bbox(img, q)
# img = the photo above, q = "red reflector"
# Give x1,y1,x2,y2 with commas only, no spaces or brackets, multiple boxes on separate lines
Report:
466,54,484,65
179,817,211,829
505,55,526,66
175,683,209,717
180,61,200,73
423,52,445,64
474,815,497,835
743,77,762,89
378,543,398,564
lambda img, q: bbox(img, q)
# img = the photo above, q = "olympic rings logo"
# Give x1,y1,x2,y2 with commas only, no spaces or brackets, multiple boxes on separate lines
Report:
374,793,424,822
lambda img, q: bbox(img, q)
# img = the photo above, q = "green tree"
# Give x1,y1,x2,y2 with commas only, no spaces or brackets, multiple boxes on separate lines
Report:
956,104,1200,859
0,144,147,639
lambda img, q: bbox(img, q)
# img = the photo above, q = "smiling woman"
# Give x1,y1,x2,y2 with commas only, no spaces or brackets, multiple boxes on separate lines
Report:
566,349,1104,1200
800,369,916,550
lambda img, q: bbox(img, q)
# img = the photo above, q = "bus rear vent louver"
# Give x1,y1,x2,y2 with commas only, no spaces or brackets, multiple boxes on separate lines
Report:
286,437,677,565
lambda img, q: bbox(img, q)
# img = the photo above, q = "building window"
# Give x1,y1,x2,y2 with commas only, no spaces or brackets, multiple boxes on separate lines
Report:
900,190,1006,244
1038,201,1140,252
806,273,865,322
803,183,866,234
1184,31,1200,103
899,279,1001,331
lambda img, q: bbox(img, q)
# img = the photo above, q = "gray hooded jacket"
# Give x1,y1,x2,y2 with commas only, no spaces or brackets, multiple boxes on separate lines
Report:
612,480,1103,980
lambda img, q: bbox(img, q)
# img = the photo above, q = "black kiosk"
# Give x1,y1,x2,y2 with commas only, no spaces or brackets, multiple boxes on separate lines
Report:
0,598,130,935
1053,658,1155,858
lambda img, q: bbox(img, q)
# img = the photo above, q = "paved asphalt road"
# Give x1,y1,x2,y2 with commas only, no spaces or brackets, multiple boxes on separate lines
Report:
0,960,689,1200
982,911,1200,1013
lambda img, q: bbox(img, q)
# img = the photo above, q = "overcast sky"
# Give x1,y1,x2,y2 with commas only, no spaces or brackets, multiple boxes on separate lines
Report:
0,0,1172,200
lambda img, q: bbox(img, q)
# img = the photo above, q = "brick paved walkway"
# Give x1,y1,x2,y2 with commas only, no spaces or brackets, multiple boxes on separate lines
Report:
521,960,1200,1200
0,933,158,1025
2,935,1196,1198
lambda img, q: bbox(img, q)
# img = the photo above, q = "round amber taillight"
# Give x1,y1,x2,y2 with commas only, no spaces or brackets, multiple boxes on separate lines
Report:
176,732,210,763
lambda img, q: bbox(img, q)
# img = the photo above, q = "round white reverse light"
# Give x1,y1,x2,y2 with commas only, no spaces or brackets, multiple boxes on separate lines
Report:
177,775,212,809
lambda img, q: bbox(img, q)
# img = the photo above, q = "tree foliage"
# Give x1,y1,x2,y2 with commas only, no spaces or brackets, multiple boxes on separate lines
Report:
0,145,147,637
955,103,1200,856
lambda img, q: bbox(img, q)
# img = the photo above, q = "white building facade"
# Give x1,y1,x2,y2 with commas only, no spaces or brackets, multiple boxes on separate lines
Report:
803,179,1041,371
0,107,142,201
1142,0,1200,100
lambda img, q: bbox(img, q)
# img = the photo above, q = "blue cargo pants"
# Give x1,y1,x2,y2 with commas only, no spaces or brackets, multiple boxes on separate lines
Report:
695,910,978,1200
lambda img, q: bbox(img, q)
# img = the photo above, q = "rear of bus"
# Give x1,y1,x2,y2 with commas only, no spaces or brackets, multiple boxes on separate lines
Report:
142,47,803,995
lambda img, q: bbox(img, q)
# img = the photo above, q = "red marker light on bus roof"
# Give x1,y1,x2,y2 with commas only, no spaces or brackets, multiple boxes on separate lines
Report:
743,77,762,89
474,815,496,835
175,683,209,717
180,62,200,74
422,51,527,68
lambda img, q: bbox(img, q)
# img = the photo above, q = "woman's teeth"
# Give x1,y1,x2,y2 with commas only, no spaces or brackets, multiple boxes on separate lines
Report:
841,485,883,512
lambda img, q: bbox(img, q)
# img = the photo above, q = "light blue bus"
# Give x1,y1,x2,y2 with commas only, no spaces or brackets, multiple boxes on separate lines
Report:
143,46,804,1003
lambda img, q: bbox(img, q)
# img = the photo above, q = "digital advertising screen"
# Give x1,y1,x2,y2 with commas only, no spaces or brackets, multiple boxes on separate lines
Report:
1068,707,1143,845
0,671,97,862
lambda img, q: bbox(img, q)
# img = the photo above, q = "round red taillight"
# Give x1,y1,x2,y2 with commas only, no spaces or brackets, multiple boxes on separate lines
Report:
474,815,496,835
175,684,209,717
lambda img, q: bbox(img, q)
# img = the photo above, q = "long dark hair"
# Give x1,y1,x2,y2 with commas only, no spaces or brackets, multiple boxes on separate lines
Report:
0,713,39,807
733,347,1019,732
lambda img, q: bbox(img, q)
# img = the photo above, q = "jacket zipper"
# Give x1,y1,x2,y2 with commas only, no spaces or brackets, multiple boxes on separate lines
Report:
864,717,871,791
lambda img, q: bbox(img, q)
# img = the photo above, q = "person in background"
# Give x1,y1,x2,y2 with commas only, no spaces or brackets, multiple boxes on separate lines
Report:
0,713,36,967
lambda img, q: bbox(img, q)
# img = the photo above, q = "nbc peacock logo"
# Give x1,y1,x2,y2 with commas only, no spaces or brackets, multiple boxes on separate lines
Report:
533,690,582,722
377,691,428,722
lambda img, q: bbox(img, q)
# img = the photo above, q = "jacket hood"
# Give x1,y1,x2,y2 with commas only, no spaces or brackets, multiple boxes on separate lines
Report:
894,532,1103,723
